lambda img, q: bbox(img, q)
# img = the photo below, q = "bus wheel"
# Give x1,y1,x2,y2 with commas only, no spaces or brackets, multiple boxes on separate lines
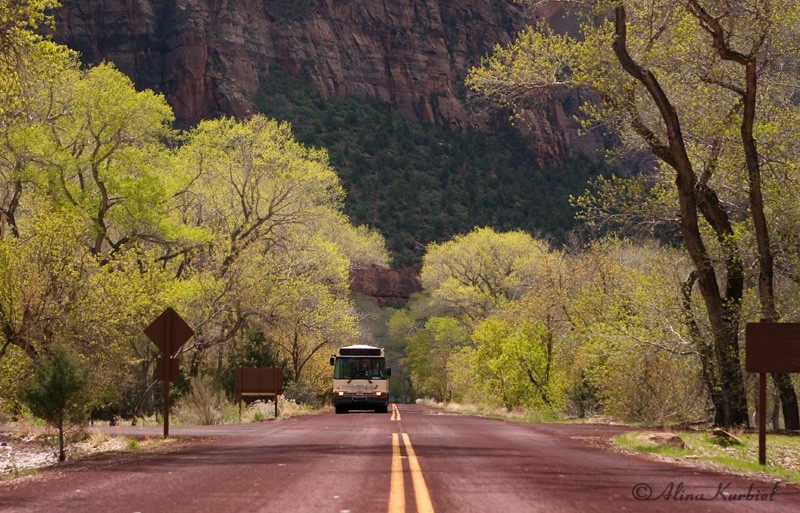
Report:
335,406,347,414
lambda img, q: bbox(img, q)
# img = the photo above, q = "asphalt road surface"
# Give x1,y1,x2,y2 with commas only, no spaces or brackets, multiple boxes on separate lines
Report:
2,403,799,512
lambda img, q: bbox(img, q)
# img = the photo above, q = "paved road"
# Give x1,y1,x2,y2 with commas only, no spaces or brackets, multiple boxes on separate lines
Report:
1,404,798,512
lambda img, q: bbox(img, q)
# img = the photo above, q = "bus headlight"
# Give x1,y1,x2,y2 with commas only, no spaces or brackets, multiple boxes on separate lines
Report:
337,391,344,396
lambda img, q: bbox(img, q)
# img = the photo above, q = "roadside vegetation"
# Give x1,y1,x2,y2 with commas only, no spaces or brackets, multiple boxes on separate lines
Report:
0,2,386,436
613,431,800,485
4,0,800,452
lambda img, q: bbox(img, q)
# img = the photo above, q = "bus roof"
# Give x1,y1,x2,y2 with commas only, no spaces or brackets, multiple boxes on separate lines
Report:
337,345,384,356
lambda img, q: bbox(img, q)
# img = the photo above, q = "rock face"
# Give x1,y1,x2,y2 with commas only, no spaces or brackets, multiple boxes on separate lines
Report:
52,0,588,302
350,267,422,306
53,0,584,160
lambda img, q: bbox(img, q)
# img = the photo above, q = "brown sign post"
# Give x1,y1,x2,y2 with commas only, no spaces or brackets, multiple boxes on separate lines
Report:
145,307,194,437
234,367,284,421
745,322,800,465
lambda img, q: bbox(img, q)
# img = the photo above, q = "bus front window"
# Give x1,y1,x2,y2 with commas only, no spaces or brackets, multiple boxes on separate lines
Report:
334,358,387,381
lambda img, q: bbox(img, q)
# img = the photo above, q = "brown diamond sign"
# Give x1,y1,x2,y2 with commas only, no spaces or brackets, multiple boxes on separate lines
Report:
144,307,193,438
145,307,194,357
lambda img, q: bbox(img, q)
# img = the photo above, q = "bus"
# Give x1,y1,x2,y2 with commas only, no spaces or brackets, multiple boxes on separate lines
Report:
330,345,390,414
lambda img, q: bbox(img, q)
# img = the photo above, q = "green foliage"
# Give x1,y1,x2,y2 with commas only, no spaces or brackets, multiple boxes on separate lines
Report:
393,231,713,424
173,374,237,425
254,64,602,267
0,10,390,426
467,0,800,428
20,345,90,423
282,381,318,407
471,318,555,410
0,345,29,417
421,227,548,317
20,344,90,461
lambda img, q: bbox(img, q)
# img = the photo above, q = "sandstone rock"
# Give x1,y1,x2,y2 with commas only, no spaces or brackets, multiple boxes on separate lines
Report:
53,0,600,163
644,432,686,449
349,266,421,306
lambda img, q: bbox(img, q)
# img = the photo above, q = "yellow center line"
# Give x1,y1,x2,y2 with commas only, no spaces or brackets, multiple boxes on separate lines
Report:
402,433,434,513
391,403,401,421
387,432,435,513
388,433,405,513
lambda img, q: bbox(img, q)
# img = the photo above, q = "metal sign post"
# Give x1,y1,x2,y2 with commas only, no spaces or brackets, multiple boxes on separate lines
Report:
145,307,194,438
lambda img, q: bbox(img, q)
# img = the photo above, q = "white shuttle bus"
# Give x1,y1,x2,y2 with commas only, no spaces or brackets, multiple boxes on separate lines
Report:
330,345,390,414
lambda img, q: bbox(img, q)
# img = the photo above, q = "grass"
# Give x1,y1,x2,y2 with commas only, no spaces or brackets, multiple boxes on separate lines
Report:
612,431,800,484
417,398,595,424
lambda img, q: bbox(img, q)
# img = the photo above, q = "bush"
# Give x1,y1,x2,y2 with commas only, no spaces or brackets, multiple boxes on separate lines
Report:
20,345,91,461
173,374,238,425
282,381,318,407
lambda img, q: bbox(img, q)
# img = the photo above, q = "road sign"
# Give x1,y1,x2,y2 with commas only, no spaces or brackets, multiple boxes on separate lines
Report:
745,321,800,466
145,307,194,357
144,307,194,438
745,322,800,373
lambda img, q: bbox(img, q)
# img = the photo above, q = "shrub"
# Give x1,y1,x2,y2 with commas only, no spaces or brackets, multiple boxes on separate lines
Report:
173,374,237,425
282,381,317,407
20,345,91,461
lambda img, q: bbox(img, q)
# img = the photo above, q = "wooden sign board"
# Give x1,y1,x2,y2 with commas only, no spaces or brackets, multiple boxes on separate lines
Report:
745,322,800,373
745,321,800,466
234,367,284,396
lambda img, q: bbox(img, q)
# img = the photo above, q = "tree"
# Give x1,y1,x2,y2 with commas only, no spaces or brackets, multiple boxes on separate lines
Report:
471,318,556,410
0,0,62,115
0,3,391,421
421,227,549,320
20,344,90,461
562,239,710,424
467,0,800,428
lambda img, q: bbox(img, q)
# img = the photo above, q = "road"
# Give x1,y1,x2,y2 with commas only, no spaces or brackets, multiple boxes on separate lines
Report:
1,403,798,512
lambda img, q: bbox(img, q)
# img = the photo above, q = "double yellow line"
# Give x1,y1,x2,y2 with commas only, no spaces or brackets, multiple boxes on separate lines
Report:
389,432,434,513
391,403,401,421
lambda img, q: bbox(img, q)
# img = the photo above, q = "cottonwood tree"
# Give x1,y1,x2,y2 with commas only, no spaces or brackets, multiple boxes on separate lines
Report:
173,115,387,381
468,0,800,428
1,3,391,419
421,227,549,320
404,228,556,406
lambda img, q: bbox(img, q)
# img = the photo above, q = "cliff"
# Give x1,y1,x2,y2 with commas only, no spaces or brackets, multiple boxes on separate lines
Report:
52,0,585,302
54,0,577,161
350,267,422,307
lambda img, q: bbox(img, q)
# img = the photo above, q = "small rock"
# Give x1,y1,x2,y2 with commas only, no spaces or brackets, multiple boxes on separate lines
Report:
646,432,686,449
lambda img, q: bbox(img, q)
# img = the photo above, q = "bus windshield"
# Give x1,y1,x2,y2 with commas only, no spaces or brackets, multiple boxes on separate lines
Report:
334,357,387,381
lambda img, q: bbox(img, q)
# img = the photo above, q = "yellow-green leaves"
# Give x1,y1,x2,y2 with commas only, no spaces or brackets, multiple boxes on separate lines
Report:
421,227,547,318
0,5,389,416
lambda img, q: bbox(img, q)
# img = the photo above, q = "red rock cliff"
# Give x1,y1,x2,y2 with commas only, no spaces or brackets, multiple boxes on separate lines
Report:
52,0,584,302
54,0,579,161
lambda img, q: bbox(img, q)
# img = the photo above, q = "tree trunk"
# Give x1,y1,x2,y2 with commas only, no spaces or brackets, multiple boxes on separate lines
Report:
58,413,66,462
686,0,800,433
612,6,749,427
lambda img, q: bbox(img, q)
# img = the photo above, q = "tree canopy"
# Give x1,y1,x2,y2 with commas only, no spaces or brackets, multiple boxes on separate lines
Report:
0,1,388,421
467,0,800,428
